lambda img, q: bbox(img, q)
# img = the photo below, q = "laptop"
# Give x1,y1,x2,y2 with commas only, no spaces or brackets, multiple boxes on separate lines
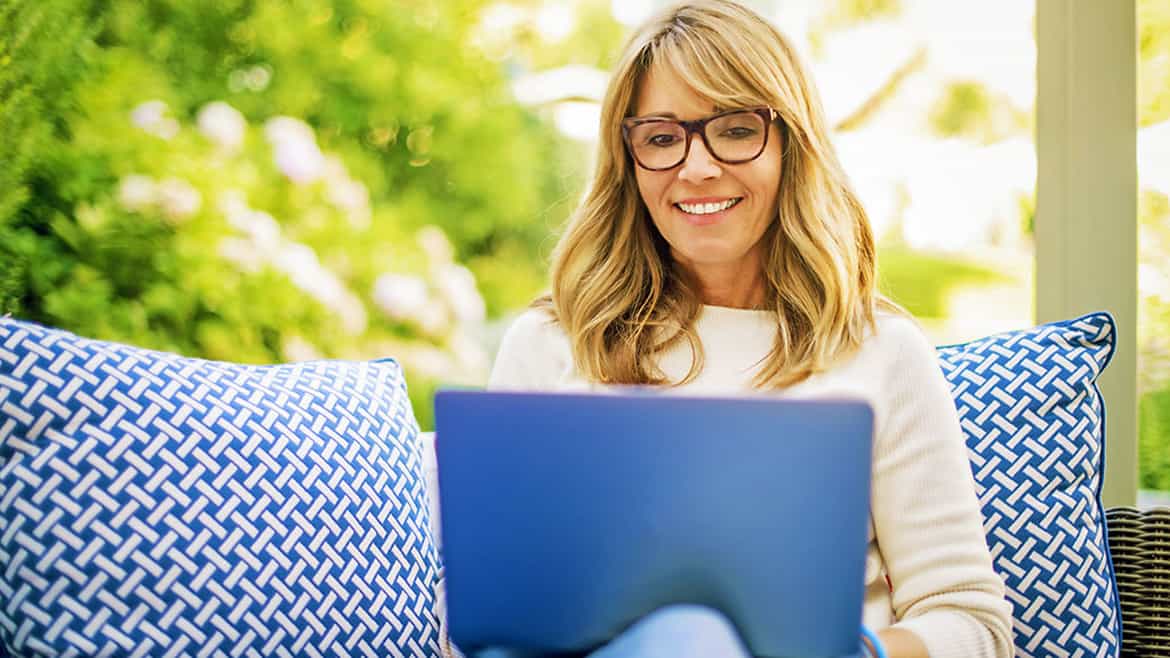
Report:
434,390,874,658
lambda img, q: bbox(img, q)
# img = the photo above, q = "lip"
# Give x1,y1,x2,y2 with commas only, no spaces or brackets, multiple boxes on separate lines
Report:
673,196,743,225
676,196,737,205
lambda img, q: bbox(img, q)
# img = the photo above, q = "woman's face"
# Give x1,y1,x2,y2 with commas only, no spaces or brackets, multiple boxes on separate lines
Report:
630,65,783,280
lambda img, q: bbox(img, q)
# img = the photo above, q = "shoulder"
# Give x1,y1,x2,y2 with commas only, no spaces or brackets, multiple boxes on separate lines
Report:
841,310,943,387
867,310,934,357
499,306,564,349
488,307,574,390
871,308,926,342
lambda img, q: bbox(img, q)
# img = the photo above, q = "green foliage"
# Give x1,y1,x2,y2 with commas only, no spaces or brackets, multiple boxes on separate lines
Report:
928,81,1029,144
0,0,95,316
1139,189,1170,486
1138,184,1170,498
877,245,1004,319
1138,0,1170,491
930,82,991,139
2,0,580,431
1017,192,1036,237
823,0,902,27
807,0,902,54
1140,0,1170,126
485,0,627,71
1141,389,1170,491
88,0,573,279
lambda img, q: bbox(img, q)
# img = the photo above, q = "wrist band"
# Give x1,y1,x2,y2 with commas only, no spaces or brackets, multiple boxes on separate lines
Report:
861,625,888,658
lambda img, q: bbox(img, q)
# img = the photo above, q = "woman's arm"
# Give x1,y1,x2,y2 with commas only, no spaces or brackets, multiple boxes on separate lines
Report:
868,318,1014,658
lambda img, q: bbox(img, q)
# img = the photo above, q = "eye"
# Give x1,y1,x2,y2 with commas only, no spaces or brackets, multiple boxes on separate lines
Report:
646,133,682,148
721,126,759,139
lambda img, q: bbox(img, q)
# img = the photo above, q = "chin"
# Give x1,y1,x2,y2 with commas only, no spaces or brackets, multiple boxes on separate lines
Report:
672,244,749,268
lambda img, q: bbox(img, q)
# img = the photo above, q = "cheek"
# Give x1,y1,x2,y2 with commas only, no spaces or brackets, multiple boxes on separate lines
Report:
634,170,667,210
753,163,783,210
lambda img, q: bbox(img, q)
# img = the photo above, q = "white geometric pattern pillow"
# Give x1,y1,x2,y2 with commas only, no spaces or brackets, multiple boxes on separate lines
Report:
937,312,1121,658
0,317,441,657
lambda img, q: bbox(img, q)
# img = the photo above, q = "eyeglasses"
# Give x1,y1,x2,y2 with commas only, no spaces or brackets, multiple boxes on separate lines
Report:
621,106,778,171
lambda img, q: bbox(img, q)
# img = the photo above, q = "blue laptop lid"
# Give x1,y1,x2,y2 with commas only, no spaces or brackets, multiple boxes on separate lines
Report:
435,390,874,658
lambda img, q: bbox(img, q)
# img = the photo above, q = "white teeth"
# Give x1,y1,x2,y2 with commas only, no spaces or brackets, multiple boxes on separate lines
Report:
677,198,739,215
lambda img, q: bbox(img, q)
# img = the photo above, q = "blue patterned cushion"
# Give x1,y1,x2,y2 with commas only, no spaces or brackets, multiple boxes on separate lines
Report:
0,318,440,657
937,312,1120,658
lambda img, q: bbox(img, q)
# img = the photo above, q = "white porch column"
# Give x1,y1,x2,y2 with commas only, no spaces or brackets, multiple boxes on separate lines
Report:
1036,0,1138,506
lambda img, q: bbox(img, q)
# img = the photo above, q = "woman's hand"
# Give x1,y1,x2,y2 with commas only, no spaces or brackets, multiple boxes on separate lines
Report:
874,627,929,658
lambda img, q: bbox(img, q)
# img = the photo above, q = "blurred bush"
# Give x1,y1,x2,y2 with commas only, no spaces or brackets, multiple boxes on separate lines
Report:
1139,0,1170,490
0,0,95,314
877,244,1003,320
929,81,1030,145
1140,0,1170,126
1139,189,1170,490
2,0,580,429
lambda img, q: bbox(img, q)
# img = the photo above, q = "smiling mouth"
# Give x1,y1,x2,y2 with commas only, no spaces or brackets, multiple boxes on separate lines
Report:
675,198,743,215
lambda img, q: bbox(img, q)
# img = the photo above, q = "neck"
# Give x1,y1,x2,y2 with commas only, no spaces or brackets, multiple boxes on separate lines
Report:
679,259,766,310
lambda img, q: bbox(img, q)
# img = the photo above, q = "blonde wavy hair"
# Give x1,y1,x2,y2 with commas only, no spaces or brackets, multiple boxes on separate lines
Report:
543,0,896,388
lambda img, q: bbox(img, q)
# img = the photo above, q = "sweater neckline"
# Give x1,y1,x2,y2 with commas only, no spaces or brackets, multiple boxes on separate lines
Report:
700,303,771,316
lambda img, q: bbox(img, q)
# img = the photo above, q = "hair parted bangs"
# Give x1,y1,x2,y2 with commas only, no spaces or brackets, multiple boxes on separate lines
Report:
542,0,898,389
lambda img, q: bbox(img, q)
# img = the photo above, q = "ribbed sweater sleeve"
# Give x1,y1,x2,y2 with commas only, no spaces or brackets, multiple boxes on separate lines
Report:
870,319,1013,658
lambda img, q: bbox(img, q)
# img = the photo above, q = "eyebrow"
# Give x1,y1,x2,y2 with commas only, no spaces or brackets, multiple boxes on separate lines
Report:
632,106,730,120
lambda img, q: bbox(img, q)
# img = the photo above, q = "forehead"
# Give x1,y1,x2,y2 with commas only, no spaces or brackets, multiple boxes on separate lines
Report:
632,63,719,120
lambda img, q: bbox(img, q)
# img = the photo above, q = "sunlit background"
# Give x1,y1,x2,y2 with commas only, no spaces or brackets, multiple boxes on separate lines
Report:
2,0,1168,488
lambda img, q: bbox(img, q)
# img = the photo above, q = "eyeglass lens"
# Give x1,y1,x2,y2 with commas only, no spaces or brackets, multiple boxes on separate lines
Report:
626,111,767,169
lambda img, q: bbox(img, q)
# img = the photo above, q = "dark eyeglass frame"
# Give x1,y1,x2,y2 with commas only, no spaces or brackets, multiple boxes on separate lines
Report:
621,106,779,172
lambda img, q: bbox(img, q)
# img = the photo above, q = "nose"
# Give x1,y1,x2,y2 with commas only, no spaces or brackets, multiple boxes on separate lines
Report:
677,134,721,183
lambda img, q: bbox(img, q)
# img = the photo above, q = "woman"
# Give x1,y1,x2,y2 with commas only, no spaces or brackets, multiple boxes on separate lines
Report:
484,1,1013,656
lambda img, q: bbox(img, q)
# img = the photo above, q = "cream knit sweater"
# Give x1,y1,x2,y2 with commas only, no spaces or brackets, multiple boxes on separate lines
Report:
486,305,1014,658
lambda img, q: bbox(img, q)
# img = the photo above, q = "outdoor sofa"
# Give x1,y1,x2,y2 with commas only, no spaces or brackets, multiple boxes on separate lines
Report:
0,311,1149,657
